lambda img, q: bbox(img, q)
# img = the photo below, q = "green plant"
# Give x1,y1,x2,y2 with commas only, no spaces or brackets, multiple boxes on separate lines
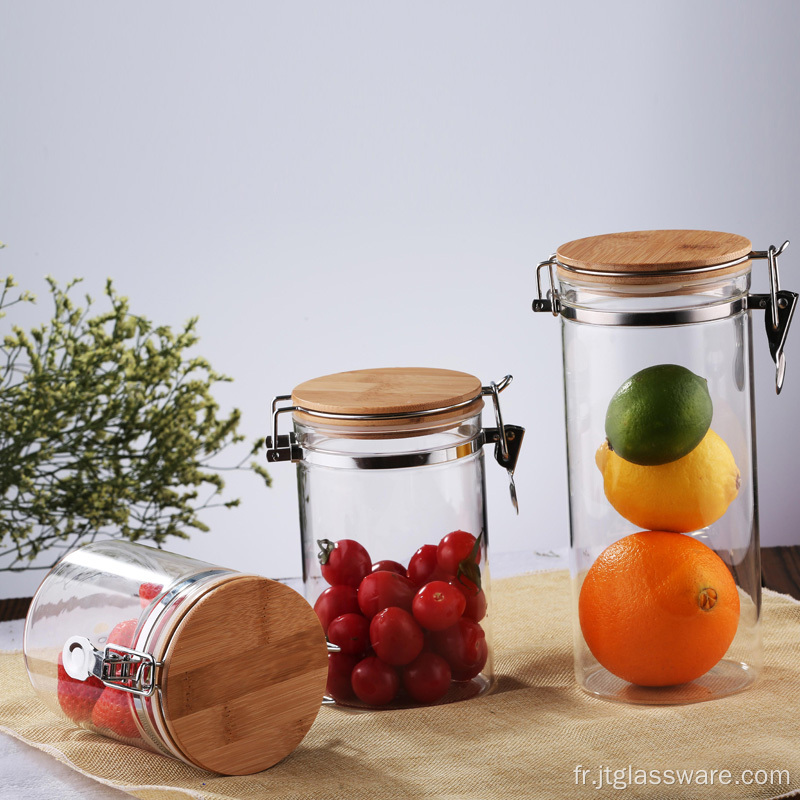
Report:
0,274,270,570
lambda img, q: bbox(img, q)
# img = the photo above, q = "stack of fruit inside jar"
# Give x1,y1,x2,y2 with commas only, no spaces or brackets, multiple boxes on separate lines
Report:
581,363,743,687
55,582,162,739
313,531,488,707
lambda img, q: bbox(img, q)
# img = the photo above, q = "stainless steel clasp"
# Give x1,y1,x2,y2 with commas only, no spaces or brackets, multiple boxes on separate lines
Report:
532,255,560,316
747,241,797,394
481,375,525,514
265,395,303,463
62,635,160,698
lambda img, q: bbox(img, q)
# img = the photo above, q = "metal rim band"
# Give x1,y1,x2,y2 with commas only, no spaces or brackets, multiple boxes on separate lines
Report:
298,432,485,469
130,570,232,756
560,296,748,326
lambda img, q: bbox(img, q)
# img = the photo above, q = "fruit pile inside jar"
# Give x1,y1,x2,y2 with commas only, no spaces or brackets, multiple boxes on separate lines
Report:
580,363,742,688
314,531,488,707
55,581,163,740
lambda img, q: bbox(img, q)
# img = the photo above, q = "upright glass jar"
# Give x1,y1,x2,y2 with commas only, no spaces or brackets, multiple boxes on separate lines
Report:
533,230,797,705
267,367,524,709
24,540,328,774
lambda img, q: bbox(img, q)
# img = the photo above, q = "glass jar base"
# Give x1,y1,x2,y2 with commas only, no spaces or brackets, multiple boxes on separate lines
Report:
326,673,493,712
580,660,758,706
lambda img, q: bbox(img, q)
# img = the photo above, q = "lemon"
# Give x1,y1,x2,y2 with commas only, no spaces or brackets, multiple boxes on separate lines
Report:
596,429,740,532
605,364,713,465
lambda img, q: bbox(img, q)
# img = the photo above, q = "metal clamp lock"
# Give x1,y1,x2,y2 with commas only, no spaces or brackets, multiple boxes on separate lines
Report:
265,395,303,463
481,375,525,513
62,636,160,698
746,242,798,393
532,255,560,316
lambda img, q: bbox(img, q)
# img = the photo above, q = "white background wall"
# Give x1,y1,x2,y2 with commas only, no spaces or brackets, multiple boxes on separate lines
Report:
2,1,799,599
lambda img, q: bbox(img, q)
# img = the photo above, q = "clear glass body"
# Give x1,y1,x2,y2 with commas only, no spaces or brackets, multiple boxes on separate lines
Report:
559,269,762,704
295,410,493,709
24,541,231,756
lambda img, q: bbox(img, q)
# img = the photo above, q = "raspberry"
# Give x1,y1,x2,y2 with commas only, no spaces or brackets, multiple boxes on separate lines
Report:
91,687,140,740
56,653,104,723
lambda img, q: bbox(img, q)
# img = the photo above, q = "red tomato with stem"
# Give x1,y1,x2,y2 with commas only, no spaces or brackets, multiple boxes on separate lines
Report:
328,613,370,656
326,652,360,702
402,652,452,704
437,531,480,575
351,656,399,706
371,560,407,577
408,544,452,586
369,607,424,666
357,571,416,618
412,580,466,631
318,539,372,589
314,585,360,634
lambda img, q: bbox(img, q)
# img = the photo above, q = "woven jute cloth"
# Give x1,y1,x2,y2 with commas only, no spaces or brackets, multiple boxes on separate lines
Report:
2,570,800,800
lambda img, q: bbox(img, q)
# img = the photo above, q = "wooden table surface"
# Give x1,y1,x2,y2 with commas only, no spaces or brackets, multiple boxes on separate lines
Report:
2,546,799,621
759,545,800,600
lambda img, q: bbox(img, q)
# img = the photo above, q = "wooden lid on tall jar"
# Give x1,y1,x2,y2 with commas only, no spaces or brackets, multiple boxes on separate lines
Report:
556,230,753,286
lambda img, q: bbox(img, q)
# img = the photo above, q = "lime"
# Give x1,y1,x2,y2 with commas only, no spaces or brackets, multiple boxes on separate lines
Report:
604,364,713,466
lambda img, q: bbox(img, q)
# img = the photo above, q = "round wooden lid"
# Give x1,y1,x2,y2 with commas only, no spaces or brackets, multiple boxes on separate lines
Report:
556,230,752,284
291,367,484,431
157,575,327,775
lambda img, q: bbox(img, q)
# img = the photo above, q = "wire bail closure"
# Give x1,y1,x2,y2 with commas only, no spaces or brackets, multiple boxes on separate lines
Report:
533,242,797,394
482,376,524,512
62,635,160,698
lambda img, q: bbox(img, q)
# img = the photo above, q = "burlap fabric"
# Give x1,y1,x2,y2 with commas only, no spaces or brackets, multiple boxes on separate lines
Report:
2,570,799,800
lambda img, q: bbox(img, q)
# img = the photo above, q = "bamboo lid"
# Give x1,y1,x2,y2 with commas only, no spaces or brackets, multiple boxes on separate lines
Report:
556,230,752,285
157,575,327,775
291,367,484,431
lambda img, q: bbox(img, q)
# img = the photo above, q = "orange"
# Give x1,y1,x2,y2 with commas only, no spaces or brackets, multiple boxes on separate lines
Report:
578,531,740,687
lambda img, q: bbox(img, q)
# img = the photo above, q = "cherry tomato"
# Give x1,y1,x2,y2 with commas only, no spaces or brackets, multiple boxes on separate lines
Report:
402,652,452,704
407,544,452,586
451,636,488,681
351,656,399,706
369,607,424,665
319,539,372,589
457,583,487,623
430,618,487,681
326,652,359,702
314,585,359,634
437,530,480,575
371,559,407,577
412,580,466,631
357,571,416,618
448,574,486,620
328,613,370,656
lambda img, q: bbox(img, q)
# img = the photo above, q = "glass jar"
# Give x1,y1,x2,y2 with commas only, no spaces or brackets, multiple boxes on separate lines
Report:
266,367,524,709
533,230,797,705
24,540,328,774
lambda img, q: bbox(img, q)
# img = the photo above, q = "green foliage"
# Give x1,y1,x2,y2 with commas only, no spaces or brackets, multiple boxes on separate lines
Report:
0,275,270,570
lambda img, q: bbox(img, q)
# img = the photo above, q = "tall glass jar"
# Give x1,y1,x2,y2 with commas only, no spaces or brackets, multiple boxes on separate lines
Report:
24,540,328,773
533,230,797,705
266,367,524,709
